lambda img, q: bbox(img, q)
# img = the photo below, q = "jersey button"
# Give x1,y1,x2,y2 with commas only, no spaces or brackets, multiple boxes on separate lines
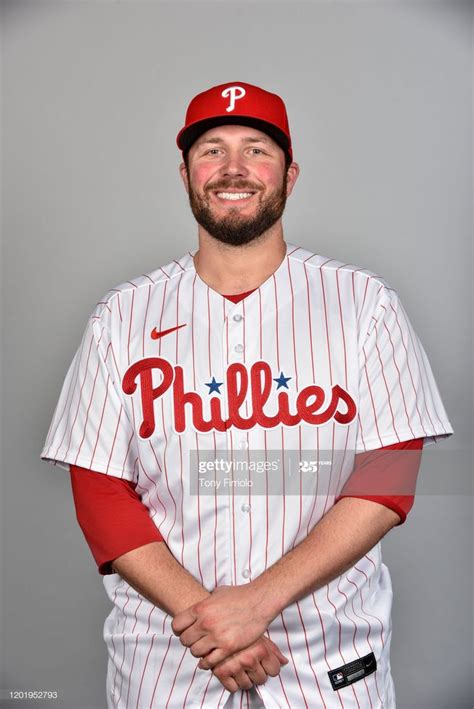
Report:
234,344,244,353
241,503,251,512
242,568,251,579
233,313,243,322
238,439,248,449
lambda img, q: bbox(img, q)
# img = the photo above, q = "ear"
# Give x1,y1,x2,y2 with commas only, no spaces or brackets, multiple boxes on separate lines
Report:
285,162,300,197
179,162,190,194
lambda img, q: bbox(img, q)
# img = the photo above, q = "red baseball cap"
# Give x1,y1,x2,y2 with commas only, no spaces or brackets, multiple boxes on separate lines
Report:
176,81,293,161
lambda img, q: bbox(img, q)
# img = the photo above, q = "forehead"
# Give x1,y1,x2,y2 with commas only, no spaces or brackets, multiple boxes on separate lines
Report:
192,124,279,149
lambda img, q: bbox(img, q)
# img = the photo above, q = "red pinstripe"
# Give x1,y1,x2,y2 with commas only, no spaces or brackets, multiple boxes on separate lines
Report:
106,406,123,475
229,428,238,585
54,332,95,458
124,596,144,706
287,258,298,391
281,428,286,558
212,430,218,589
194,430,205,586
272,274,280,370
319,267,333,384
115,586,131,705
200,672,217,708
96,301,112,312
395,301,448,433
48,341,84,452
266,627,291,708
182,660,204,707
178,433,185,567
303,263,316,382
165,646,188,708
390,302,428,434
295,600,327,707
336,578,370,707
135,634,156,708
129,398,161,518
160,400,179,546
148,635,173,708
264,429,269,571
373,314,402,440
127,289,135,366
116,294,123,322
69,334,104,461
142,285,152,357
172,259,186,272
241,299,253,580
88,375,110,469
119,431,134,479
280,610,308,707
354,563,386,648
335,266,349,386
360,340,384,449
191,274,197,390
382,314,417,436
345,574,383,705
207,286,212,374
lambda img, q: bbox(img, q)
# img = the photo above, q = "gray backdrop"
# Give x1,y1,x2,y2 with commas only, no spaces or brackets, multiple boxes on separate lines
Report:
1,1,472,707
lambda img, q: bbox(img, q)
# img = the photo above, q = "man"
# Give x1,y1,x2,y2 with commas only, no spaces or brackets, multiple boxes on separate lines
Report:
41,81,453,708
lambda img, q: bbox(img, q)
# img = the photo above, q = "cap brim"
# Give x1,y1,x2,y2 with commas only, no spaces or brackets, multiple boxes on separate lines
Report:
177,116,290,156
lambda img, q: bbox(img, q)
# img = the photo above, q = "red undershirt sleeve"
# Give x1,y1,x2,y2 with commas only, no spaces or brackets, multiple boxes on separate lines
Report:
335,437,424,524
70,465,164,575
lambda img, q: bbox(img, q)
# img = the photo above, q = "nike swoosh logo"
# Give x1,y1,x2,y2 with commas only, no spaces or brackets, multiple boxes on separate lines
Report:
151,323,187,340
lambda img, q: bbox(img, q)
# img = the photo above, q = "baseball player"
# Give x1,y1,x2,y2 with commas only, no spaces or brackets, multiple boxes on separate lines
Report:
41,81,454,708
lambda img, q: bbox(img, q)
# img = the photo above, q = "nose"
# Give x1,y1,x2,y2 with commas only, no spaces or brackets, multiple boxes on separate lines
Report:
220,151,249,178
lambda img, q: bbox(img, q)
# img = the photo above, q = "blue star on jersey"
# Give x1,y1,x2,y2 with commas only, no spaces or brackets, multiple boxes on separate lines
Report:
273,371,292,389
205,376,224,394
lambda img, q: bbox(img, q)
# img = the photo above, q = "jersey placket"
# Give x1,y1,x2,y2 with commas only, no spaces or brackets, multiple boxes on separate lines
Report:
223,298,254,587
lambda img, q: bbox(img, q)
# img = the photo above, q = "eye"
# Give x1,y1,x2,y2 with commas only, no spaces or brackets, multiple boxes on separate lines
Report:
205,148,221,156
250,147,264,155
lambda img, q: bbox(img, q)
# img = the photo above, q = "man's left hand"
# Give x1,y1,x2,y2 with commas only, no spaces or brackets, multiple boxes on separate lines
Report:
171,584,271,669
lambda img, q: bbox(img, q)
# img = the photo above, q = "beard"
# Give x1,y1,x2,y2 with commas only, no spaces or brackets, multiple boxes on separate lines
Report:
187,176,288,247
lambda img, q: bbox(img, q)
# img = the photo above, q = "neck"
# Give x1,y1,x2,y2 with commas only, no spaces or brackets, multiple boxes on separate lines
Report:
193,224,287,296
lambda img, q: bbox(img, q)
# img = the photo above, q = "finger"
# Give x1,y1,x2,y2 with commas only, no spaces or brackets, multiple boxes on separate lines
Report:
179,627,206,649
171,609,196,636
246,663,268,686
197,647,229,669
266,639,289,665
189,638,216,659
260,655,282,677
233,670,254,691
215,674,240,693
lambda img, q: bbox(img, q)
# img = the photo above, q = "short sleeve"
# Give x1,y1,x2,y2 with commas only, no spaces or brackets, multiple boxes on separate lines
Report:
41,304,138,481
355,286,454,453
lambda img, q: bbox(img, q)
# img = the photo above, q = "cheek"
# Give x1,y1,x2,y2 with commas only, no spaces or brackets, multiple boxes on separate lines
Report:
190,166,214,192
254,165,285,191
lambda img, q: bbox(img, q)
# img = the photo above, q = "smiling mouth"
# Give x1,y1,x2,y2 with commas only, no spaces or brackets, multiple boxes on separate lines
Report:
212,191,257,202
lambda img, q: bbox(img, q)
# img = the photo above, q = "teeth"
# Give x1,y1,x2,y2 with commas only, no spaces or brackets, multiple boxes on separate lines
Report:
216,192,253,201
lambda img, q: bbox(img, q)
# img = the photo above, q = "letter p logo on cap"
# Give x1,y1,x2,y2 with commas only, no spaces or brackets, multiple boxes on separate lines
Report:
221,85,246,112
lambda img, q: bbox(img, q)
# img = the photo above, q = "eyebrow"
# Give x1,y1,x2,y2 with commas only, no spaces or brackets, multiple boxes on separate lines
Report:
196,136,271,147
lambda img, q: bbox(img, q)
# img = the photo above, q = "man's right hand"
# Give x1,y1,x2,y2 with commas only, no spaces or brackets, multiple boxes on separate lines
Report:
210,635,289,693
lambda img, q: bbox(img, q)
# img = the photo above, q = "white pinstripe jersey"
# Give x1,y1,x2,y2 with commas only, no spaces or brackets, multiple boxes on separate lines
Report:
41,241,453,708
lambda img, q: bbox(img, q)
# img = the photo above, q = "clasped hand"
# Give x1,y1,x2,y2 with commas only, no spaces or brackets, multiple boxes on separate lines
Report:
171,585,288,692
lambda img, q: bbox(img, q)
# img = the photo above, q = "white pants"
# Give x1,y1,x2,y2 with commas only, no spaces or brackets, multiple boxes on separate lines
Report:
223,687,264,708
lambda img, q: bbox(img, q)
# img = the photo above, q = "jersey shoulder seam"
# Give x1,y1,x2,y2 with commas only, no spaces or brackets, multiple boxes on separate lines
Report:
92,258,195,323
289,251,396,294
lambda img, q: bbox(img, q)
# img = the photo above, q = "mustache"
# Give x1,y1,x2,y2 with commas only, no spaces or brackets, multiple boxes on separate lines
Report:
205,180,261,192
